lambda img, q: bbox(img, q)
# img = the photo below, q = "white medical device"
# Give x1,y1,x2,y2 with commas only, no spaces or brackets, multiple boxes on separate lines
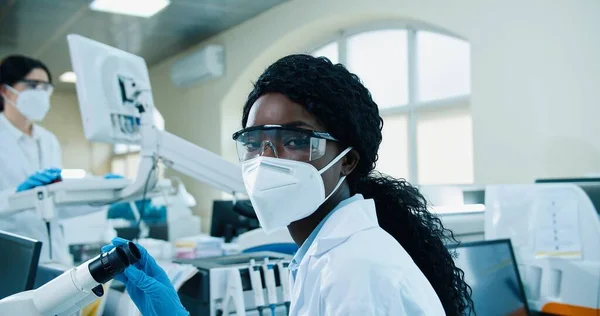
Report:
0,242,140,316
249,259,266,315
220,268,246,316
178,252,291,316
262,258,278,316
66,34,245,196
485,183,600,315
276,261,291,314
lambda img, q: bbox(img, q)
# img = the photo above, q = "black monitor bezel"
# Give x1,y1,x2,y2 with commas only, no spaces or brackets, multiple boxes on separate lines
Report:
447,239,532,316
0,230,43,293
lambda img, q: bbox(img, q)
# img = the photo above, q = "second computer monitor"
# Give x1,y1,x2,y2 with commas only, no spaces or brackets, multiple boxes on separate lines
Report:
210,200,260,243
448,239,530,316
0,230,42,299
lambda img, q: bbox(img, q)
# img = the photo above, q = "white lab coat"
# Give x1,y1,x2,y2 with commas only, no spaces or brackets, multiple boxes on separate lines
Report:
288,197,446,316
0,113,95,265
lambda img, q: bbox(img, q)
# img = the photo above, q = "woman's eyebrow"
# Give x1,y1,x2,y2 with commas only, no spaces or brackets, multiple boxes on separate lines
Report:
282,121,316,129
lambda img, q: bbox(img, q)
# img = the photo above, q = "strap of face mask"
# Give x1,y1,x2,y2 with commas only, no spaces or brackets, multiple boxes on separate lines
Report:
319,147,353,202
324,175,347,202
318,147,353,175
4,84,16,93
1,84,14,102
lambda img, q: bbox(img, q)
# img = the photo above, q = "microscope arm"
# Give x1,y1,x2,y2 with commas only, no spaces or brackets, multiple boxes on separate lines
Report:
154,129,246,194
118,120,246,203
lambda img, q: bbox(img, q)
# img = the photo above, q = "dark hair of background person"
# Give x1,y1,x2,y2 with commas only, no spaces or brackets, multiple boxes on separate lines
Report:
0,55,52,112
242,54,475,316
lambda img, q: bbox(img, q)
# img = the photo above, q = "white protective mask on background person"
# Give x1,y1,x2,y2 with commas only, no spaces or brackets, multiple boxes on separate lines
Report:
241,147,353,234
3,85,51,122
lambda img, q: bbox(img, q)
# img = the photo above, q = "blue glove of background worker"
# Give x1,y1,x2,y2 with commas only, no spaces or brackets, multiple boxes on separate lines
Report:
102,237,189,316
16,168,62,192
104,173,123,179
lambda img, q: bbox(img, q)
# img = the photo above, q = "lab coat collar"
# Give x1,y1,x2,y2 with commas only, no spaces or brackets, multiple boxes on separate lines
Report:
290,194,364,270
306,197,379,258
0,113,41,140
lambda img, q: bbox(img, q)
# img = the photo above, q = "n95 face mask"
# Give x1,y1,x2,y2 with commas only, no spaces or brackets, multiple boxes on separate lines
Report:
241,147,352,234
4,85,51,122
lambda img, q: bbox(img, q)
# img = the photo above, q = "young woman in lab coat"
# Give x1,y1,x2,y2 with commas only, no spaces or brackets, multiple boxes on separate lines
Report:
0,55,90,265
232,54,474,315
104,54,474,316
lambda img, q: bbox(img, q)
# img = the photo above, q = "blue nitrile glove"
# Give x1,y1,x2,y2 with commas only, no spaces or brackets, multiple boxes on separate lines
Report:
16,168,62,192
104,173,124,179
101,237,189,316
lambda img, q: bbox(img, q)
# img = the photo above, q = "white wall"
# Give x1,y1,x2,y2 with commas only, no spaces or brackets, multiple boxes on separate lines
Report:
468,1,600,182
41,91,112,174
149,0,600,229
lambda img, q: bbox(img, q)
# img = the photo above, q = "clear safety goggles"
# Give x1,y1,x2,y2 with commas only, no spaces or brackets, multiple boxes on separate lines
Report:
232,125,338,162
6,80,54,95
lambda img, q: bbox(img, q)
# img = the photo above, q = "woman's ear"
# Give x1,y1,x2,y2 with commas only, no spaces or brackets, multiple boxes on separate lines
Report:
341,149,360,176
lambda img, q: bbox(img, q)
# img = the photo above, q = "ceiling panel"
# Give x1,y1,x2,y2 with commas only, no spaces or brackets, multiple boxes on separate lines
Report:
0,0,289,91
176,0,286,12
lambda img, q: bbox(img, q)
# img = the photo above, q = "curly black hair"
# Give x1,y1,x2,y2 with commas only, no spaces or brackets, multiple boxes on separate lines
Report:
242,54,475,316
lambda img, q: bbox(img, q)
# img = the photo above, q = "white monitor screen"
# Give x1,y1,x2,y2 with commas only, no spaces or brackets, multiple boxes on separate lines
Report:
67,34,156,145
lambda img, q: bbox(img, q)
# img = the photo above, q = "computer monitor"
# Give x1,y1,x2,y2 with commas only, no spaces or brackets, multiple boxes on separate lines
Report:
448,239,531,316
210,200,260,243
0,230,42,299
535,177,600,184
67,34,162,145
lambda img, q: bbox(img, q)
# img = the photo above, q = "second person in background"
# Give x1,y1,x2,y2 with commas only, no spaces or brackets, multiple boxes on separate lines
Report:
0,55,70,263
0,55,121,265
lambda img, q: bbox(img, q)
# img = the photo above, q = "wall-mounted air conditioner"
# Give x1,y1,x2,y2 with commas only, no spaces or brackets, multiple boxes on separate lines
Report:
170,44,224,87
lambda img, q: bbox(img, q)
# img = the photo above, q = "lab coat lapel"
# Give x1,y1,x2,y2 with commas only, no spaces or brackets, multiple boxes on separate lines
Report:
305,198,379,258
0,116,29,177
37,137,53,169
12,135,40,174
288,199,378,314
290,258,308,309
290,199,379,314
9,137,34,177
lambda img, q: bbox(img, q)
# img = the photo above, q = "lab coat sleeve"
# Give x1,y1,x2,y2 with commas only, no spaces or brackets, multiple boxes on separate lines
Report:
319,264,430,316
53,134,63,169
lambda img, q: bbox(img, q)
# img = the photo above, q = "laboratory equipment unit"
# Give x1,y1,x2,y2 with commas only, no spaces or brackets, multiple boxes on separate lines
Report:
176,252,292,316
67,33,245,196
485,182,600,315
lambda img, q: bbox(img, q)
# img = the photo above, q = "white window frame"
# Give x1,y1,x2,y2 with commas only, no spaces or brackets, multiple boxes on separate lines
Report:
310,22,471,184
114,144,141,155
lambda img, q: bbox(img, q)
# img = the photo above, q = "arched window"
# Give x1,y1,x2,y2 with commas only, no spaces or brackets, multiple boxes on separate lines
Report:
312,26,473,185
